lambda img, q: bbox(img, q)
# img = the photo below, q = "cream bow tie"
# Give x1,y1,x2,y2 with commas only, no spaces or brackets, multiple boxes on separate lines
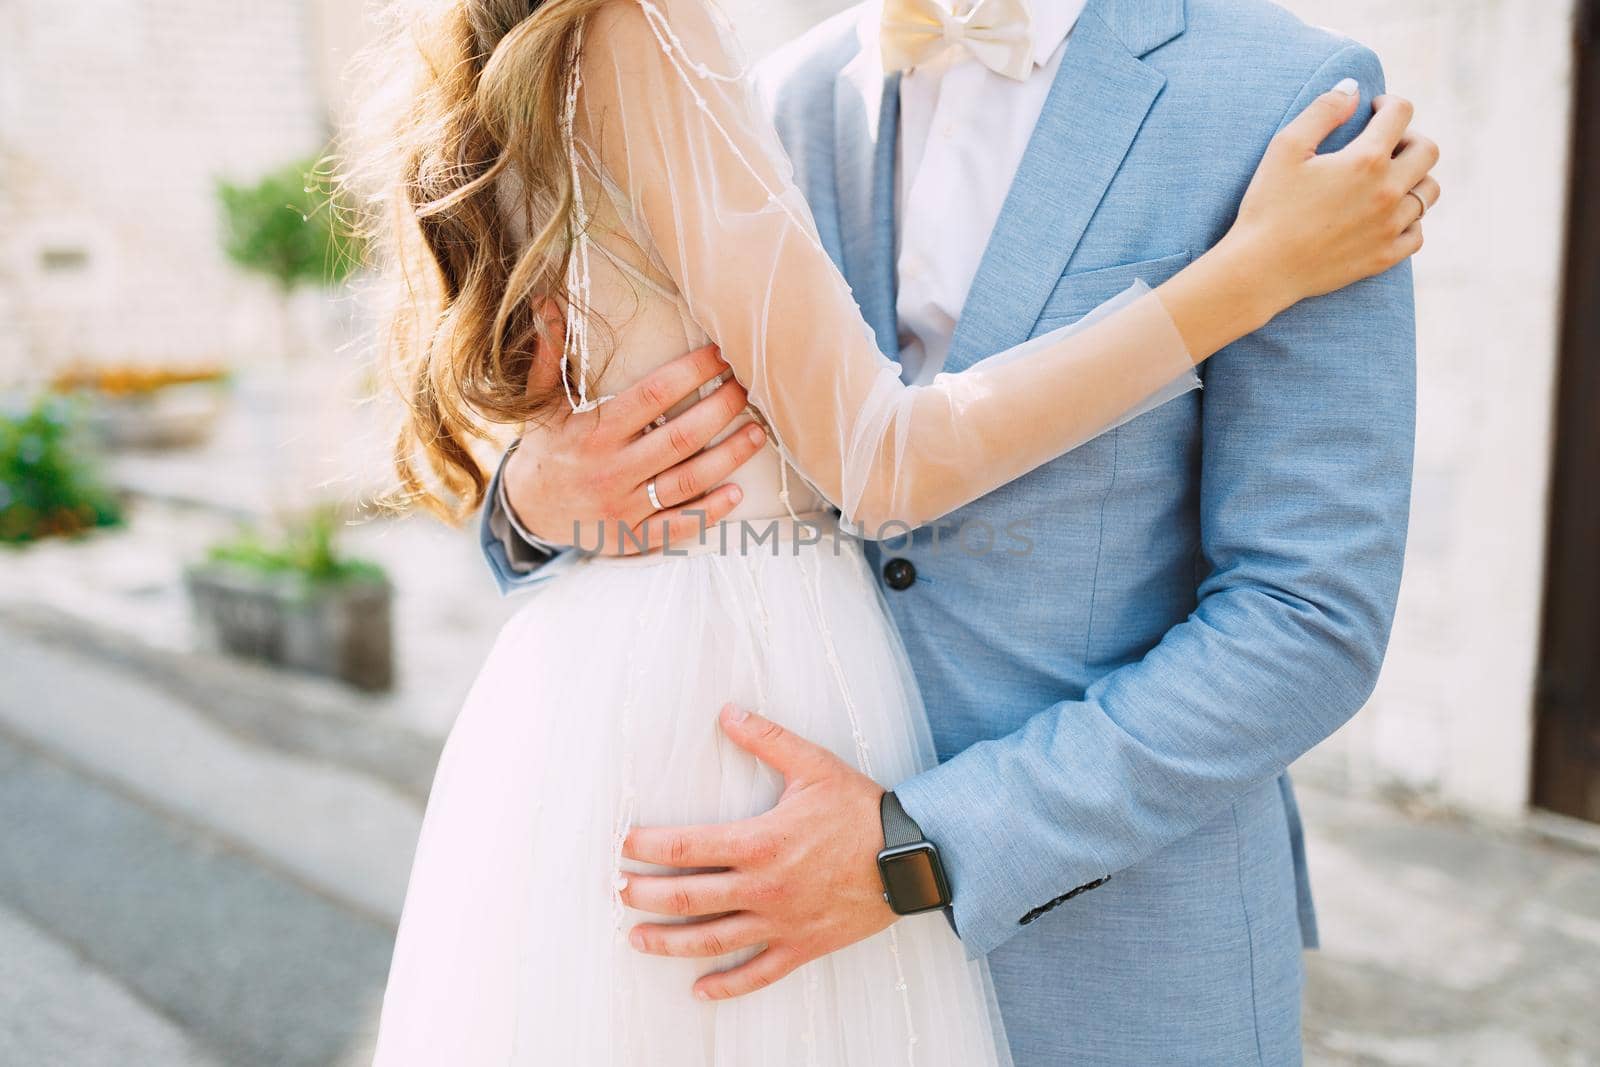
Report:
880,0,1035,81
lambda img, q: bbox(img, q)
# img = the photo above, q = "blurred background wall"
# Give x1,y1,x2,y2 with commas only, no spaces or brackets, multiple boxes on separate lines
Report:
1,2,329,372
1270,0,1577,824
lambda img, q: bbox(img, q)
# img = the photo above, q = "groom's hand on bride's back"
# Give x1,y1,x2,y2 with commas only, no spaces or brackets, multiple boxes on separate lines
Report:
502,342,765,554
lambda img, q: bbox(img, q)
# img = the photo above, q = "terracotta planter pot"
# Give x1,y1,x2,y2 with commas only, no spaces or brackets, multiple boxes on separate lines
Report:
185,563,394,692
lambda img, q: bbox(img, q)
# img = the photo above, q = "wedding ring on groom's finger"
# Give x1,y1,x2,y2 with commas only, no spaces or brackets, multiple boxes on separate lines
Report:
646,479,664,513
1406,188,1429,220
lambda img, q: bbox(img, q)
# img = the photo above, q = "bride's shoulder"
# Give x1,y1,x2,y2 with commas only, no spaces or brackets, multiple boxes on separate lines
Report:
587,0,738,50
585,0,747,77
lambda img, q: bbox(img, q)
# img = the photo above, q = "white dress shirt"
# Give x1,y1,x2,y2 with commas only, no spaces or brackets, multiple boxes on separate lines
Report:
893,0,1087,383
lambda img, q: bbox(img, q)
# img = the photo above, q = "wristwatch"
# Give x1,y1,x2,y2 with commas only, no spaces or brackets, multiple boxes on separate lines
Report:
876,791,951,915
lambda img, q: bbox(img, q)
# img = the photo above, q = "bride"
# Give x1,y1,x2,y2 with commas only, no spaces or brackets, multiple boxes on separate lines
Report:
362,0,1436,1062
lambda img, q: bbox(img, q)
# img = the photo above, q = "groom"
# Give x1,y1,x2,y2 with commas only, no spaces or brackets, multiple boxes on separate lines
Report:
482,0,1416,1062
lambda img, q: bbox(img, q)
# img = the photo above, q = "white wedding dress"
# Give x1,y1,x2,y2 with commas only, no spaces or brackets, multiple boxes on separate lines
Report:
372,2,1199,1064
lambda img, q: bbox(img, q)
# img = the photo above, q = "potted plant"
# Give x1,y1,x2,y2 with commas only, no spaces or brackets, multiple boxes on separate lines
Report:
215,154,364,363
185,508,394,691
50,362,232,450
0,398,122,544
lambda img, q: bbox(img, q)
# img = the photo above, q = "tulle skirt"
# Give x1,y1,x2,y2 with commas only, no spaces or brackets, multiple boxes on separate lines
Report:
372,516,1009,1066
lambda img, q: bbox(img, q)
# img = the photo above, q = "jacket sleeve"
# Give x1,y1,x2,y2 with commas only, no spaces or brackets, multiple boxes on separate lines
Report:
894,44,1417,956
478,456,579,597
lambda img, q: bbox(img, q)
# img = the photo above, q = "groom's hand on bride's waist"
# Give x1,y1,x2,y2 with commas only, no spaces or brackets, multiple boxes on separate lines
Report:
619,705,895,1002
502,343,765,554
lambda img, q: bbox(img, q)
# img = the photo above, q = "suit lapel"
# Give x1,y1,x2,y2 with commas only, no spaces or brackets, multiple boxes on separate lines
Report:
946,4,1172,368
834,20,901,360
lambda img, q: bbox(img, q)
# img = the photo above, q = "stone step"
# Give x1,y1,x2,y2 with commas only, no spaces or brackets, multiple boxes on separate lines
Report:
0,629,424,924
0,603,443,804
0,733,391,1067
0,898,222,1067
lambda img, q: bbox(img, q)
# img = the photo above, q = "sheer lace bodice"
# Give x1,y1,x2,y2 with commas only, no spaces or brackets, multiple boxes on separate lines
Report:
540,0,1199,537
539,156,830,524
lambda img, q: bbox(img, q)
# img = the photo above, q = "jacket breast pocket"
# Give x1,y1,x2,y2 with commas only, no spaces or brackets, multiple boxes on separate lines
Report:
1034,251,1195,331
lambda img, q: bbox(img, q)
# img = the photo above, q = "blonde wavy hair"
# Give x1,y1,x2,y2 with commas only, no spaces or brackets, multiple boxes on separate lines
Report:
355,0,609,521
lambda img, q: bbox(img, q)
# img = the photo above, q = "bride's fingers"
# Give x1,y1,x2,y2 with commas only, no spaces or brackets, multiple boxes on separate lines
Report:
1389,130,1440,192
1272,79,1360,157
694,944,804,1002
1394,219,1426,261
620,871,744,918
1350,94,1414,158
1394,175,1441,231
627,913,768,960
1413,174,1442,212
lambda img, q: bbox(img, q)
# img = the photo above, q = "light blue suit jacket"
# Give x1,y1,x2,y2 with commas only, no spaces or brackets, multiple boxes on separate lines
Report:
482,1,1415,1061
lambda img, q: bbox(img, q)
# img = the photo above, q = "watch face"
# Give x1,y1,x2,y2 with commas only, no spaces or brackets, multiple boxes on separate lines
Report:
878,844,950,914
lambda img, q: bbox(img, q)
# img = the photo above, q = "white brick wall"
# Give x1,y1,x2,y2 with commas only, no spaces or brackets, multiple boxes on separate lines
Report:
1,1,330,381
1272,0,1575,818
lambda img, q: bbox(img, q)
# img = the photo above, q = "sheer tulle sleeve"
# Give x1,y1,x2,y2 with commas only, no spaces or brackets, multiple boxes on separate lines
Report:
575,0,1199,533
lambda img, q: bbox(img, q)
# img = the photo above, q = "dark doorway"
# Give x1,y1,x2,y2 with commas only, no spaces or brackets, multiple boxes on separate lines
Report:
1534,0,1600,823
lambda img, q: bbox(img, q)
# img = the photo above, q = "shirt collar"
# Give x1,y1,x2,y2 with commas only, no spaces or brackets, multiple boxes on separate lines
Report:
1029,0,1088,67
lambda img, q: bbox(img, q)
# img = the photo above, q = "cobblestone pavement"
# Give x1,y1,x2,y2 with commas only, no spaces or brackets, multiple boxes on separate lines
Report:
1,615,1596,1066
1300,792,1600,1065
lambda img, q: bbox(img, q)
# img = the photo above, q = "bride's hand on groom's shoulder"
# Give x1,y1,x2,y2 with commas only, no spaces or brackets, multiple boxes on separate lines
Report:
1223,83,1441,317
619,705,895,1002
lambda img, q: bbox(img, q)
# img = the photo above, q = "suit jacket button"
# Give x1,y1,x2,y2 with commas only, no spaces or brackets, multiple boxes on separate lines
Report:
883,558,916,591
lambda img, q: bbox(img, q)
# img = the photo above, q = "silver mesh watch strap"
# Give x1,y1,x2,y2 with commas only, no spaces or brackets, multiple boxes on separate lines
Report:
880,790,924,849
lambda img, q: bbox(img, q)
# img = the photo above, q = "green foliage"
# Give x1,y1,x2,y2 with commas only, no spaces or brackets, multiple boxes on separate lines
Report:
0,399,122,544
207,507,387,586
216,155,365,292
